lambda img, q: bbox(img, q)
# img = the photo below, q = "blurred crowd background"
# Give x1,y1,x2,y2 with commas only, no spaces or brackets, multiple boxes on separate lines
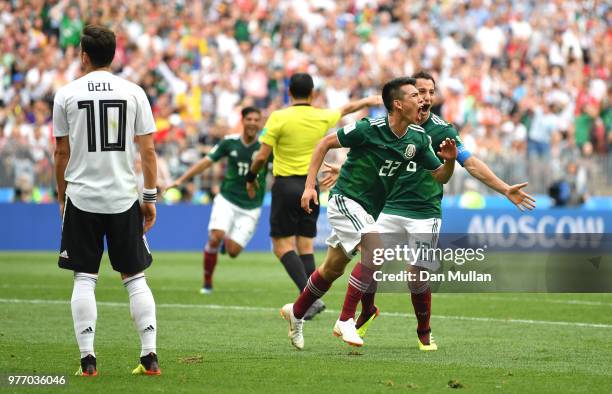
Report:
0,0,610,207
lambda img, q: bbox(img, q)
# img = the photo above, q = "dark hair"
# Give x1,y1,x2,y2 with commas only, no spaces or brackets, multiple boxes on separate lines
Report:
382,77,416,112
241,106,261,118
289,73,314,99
411,70,436,87
80,25,116,68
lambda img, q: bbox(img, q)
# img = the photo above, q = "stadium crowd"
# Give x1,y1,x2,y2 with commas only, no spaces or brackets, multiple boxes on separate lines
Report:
0,0,610,205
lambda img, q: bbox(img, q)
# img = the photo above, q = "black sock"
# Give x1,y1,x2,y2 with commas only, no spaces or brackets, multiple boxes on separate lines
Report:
300,254,316,278
280,251,308,291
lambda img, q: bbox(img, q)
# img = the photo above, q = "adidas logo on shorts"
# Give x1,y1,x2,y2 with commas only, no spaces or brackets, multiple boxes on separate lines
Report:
60,250,69,259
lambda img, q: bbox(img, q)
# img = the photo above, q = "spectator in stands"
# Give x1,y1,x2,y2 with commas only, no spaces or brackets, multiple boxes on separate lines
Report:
528,99,559,158
0,0,609,201
549,162,589,207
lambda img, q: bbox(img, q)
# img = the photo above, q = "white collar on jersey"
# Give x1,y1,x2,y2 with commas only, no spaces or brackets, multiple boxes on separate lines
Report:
386,116,409,139
241,135,257,147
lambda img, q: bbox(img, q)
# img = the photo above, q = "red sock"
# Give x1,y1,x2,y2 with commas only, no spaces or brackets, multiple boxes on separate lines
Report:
340,262,376,321
293,270,331,319
411,287,431,336
203,250,218,288
356,281,378,328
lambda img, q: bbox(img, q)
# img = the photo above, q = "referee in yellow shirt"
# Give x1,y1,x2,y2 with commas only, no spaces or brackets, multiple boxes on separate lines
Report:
246,73,380,319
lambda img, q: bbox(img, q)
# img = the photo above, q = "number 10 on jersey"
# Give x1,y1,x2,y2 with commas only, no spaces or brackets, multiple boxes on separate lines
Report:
78,100,127,152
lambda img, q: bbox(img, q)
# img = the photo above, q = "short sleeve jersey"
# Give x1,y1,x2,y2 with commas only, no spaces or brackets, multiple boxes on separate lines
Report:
259,105,341,176
207,135,269,209
331,117,442,219
52,70,156,214
383,113,465,219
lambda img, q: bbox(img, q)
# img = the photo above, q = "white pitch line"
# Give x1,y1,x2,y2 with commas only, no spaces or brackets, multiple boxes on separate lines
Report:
1,298,612,329
3,283,612,308
434,294,612,307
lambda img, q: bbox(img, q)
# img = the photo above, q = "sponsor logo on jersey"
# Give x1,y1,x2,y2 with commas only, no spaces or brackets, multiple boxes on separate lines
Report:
230,150,238,157
404,144,416,159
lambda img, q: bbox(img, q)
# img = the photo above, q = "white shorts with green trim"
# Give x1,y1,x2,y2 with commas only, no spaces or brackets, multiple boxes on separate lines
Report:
326,194,378,258
376,213,442,271
208,193,261,248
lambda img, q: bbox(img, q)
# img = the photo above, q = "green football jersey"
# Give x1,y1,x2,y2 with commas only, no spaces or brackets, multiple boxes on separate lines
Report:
331,117,442,219
382,113,464,219
207,135,268,209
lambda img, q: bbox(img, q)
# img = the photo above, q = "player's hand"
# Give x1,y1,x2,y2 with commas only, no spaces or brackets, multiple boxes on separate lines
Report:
320,162,340,189
301,187,318,214
246,181,259,199
437,138,457,161
505,182,536,212
141,202,156,233
165,179,181,192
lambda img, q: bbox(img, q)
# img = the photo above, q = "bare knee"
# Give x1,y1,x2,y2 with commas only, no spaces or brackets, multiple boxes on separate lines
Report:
272,237,295,259
319,263,345,281
207,231,224,249
319,251,350,281
120,271,144,280
226,241,242,258
296,236,314,255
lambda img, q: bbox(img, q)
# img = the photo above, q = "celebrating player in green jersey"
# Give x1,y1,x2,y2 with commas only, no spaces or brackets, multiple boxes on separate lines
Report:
337,71,535,351
169,107,269,294
279,77,458,349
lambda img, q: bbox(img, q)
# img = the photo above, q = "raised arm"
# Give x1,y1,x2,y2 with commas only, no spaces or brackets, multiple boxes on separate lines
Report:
463,156,535,211
338,96,382,117
301,133,342,213
430,138,457,184
54,136,70,216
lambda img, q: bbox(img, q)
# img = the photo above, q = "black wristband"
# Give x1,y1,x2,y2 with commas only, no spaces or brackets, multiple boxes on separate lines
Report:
142,187,157,203
245,170,257,183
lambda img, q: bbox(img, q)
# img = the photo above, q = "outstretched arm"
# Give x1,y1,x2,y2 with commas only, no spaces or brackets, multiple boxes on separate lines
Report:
169,156,214,189
338,96,382,117
301,133,342,213
463,156,535,211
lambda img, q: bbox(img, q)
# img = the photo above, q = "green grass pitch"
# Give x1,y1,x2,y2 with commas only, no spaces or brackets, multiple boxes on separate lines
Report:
1,251,611,393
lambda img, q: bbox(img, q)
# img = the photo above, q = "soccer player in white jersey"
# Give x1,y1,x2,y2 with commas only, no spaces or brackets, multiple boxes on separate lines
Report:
53,25,160,376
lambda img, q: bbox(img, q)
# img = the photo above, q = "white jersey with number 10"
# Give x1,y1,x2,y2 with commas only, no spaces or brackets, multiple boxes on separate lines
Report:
53,70,156,214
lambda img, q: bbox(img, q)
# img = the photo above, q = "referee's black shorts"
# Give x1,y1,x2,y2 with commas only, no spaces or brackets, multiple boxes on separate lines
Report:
270,175,319,238
58,198,153,274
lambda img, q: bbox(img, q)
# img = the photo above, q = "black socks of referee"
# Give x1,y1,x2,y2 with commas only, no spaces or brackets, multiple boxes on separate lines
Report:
300,254,316,278
280,251,308,291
